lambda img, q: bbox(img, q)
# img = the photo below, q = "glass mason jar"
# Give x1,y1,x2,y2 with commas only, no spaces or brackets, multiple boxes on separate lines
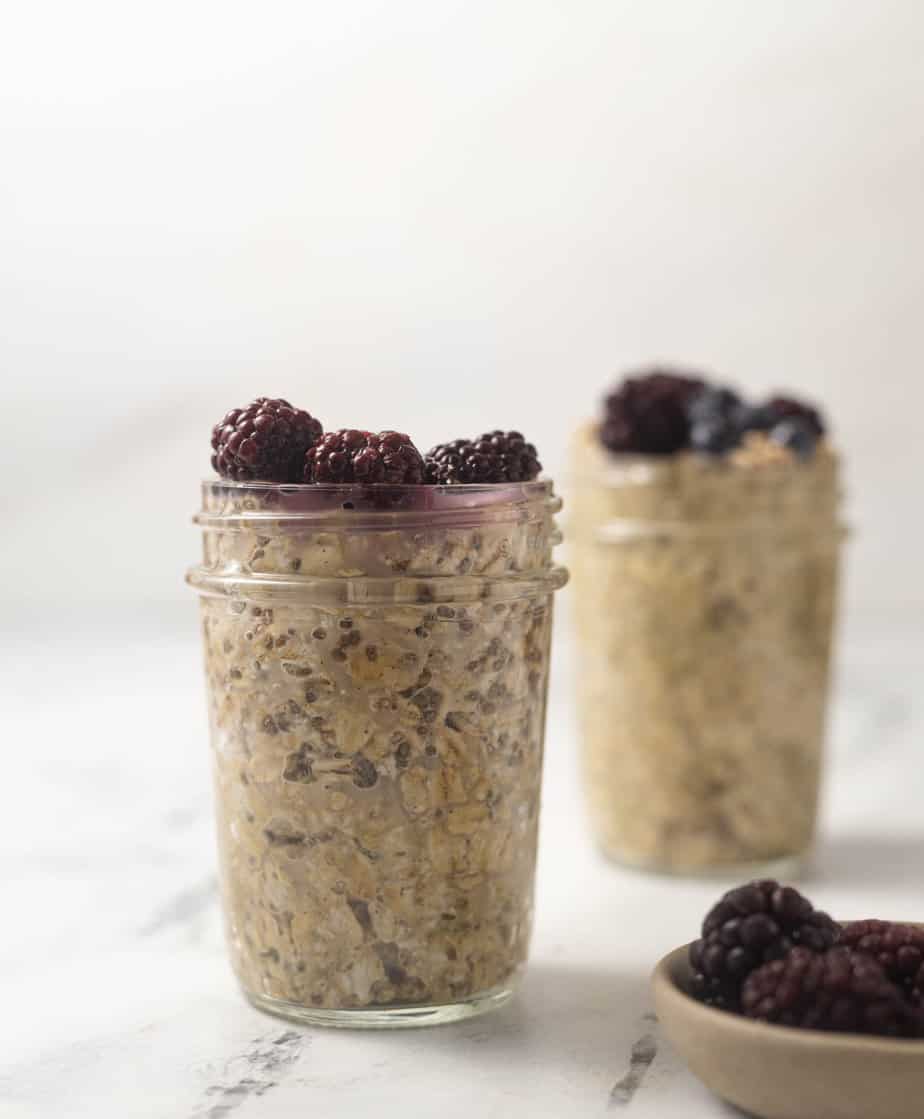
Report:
569,431,843,876
187,479,567,1027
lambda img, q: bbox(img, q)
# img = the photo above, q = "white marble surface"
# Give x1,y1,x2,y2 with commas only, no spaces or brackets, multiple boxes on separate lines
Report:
2,613,922,1119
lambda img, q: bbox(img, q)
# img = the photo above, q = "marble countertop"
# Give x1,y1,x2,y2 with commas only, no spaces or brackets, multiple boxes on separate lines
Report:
2,612,921,1119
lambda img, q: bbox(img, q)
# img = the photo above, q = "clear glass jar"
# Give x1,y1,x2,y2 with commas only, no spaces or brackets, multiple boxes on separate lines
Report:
569,433,843,876
187,480,567,1027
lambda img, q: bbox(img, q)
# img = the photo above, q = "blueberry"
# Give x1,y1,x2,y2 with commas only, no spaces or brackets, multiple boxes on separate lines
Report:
769,418,818,459
688,386,742,424
691,419,736,454
735,402,775,433
687,386,745,454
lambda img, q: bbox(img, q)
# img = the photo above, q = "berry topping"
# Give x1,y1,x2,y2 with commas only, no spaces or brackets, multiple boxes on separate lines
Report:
211,398,323,482
424,431,542,484
840,921,924,1005
687,385,746,455
768,417,819,460
741,946,921,1037
689,880,838,1009
601,369,705,455
598,372,827,460
753,394,826,437
304,429,425,484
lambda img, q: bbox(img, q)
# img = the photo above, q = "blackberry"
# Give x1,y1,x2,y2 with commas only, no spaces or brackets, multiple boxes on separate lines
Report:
840,920,924,1005
689,881,838,1009
424,431,541,484
424,439,484,484
304,429,425,484
687,385,745,455
601,368,706,455
741,946,920,1037
211,397,323,482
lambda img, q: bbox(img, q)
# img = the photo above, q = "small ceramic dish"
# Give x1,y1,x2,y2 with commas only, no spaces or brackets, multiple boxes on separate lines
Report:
653,943,924,1119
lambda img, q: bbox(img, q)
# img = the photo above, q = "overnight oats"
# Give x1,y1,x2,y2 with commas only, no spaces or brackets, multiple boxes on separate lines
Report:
570,371,843,875
188,401,566,1027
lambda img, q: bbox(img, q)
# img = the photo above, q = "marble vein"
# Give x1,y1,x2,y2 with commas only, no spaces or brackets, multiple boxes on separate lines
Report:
610,1014,659,1107
192,1030,306,1118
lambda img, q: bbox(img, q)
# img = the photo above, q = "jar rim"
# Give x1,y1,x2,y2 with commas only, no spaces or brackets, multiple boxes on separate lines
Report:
196,477,559,528
202,477,552,496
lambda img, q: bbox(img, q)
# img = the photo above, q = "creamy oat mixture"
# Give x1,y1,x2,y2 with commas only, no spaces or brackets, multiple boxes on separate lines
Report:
569,424,842,873
192,483,564,1009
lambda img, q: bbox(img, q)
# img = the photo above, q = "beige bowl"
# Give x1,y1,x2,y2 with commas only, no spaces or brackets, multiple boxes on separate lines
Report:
653,944,924,1119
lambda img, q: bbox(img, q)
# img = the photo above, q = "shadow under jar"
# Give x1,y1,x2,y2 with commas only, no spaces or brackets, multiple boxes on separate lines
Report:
569,433,844,877
187,480,567,1027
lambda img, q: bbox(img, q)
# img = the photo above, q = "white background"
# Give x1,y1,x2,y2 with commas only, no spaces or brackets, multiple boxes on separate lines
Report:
2,0,924,624
3,7,924,1115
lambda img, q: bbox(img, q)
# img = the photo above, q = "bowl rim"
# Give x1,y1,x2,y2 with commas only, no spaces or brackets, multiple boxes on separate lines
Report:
652,941,924,1054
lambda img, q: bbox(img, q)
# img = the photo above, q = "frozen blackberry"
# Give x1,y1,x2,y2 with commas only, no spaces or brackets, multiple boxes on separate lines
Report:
211,397,323,482
840,920,924,1005
601,368,706,455
742,946,920,1037
687,385,745,455
303,429,425,484
689,881,838,1009
424,431,541,484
